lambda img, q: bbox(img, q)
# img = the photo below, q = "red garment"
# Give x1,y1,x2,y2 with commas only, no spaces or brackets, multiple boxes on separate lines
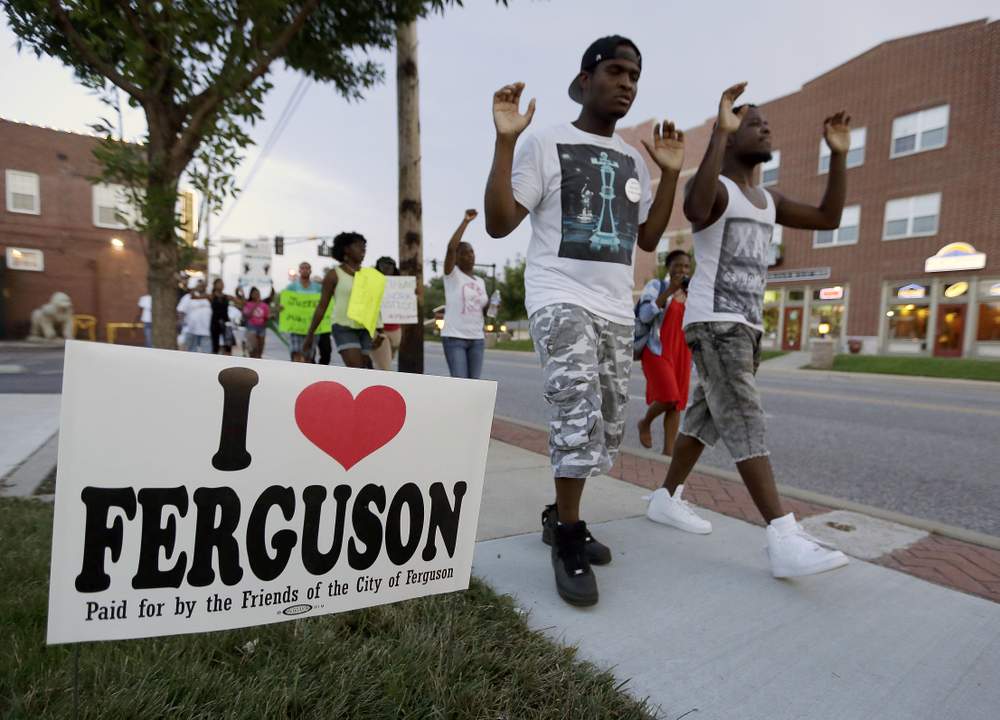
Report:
383,323,401,331
640,298,692,409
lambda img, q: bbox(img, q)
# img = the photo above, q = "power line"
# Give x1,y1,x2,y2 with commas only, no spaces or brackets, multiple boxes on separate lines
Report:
212,76,311,237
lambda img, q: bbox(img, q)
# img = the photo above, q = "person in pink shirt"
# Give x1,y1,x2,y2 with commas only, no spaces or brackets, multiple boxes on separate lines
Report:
242,287,270,358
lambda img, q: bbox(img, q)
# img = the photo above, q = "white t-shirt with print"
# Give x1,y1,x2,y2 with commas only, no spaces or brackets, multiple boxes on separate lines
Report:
684,176,776,332
138,294,152,323
442,268,488,339
511,123,653,325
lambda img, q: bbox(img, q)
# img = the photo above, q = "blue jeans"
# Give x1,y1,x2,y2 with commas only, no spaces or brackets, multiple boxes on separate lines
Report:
186,334,212,353
442,337,485,379
143,322,152,348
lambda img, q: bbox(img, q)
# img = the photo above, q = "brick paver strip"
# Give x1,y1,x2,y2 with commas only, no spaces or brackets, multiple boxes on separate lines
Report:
490,417,1000,605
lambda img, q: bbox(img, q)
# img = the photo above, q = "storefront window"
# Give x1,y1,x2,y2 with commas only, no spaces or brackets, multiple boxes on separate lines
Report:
763,306,780,347
977,302,1000,342
887,304,929,342
763,289,782,305
810,303,844,339
787,289,805,302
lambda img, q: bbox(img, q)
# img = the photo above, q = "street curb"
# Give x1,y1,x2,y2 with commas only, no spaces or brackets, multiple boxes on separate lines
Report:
0,431,58,498
493,414,1000,551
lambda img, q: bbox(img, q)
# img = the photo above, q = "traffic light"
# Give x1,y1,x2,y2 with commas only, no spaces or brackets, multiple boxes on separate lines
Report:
318,241,331,257
274,235,284,255
430,259,438,273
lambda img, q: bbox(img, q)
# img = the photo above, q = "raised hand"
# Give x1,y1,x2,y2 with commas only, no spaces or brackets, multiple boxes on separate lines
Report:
641,119,685,172
823,111,852,154
717,82,748,134
464,208,479,222
493,82,535,138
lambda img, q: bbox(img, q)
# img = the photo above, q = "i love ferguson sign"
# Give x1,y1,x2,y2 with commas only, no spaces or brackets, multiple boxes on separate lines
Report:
46,342,496,644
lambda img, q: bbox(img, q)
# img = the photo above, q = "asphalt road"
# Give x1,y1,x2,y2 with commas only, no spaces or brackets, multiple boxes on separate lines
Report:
4,340,999,536
419,344,1000,538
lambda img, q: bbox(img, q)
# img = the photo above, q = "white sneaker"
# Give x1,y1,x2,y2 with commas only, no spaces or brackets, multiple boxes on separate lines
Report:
645,486,712,534
767,513,849,578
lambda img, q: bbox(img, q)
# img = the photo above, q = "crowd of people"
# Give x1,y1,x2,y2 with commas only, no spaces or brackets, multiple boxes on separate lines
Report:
484,34,854,607
135,32,857,611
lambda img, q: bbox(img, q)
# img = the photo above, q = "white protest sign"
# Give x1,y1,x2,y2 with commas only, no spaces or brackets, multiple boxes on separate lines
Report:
238,238,272,296
381,276,418,325
47,341,496,644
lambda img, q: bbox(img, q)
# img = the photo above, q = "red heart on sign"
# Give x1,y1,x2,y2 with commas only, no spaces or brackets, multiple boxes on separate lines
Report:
294,382,406,471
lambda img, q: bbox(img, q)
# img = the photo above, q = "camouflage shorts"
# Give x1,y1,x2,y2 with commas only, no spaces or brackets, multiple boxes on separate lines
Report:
529,303,632,479
680,321,769,462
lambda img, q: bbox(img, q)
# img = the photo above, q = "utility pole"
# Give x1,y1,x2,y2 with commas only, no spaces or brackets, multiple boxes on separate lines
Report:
396,20,423,374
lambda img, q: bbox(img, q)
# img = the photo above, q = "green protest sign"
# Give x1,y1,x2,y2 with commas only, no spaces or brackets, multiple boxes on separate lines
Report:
278,291,332,335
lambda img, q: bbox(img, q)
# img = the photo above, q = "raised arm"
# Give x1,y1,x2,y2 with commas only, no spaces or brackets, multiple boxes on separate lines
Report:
444,209,478,276
684,82,747,228
302,270,338,356
772,112,851,230
484,82,534,238
637,120,685,251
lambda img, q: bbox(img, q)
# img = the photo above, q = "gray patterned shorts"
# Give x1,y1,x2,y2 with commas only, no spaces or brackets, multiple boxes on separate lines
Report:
529,303,632,479
680,321,769,462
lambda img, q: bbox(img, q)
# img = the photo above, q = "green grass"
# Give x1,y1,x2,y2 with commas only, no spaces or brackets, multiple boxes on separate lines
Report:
828,354,1000,382
494,339,534,352
760,350,788,362
1,498,655,719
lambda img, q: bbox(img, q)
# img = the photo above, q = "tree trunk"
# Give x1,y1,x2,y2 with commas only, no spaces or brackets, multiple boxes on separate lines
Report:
146,151,182,349
395,21,424,374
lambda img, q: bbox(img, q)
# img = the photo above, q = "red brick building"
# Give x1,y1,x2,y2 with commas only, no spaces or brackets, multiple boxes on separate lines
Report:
1,119,148,340
623,19,1000,358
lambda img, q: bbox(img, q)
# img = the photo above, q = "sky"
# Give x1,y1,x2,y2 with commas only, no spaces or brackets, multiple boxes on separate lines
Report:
0,0,995,289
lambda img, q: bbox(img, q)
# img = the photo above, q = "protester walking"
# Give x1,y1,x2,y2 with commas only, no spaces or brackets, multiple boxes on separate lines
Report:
371,256,403,371
176,278,212,353
441,209,489,379
136,292,152,347
484,35,684,606
304,232,373,369
635,250,692,456
283,262,328,363
646,82,852,579
242,287,270,358
209,278,240,355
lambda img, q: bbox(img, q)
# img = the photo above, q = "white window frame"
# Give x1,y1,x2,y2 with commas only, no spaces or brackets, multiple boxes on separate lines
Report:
814,205,861,248
5,170,41,215
819,128,866,173
760,150,780,187
882,193,941,241
92,183,129,229
890,105,949,159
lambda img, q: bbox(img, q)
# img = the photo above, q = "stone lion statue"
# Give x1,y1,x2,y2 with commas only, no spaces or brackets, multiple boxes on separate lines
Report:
28,292,74,341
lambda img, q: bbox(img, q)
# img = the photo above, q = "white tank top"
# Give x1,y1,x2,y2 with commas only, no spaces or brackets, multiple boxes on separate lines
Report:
683,175,776,331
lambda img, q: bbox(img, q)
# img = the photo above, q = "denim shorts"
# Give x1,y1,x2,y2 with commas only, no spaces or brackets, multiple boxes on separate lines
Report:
680,321,768,462
331,324,372,354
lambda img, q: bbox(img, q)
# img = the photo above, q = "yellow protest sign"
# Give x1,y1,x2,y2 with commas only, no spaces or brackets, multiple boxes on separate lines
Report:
279,290,332,335
347,268,387,337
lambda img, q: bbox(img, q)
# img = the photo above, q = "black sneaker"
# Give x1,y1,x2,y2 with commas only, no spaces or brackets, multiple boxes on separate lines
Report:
541,503,612,565
552,521,598,607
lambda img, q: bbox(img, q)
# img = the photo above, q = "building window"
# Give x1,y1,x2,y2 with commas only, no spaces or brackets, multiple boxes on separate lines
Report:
761,150,780,187
978,303,1000,342
814,205,860,247
883,193,940,240
819,127,866,172
5,170,40,215
887,304,929,343
93,183,129,229
891,105,949,158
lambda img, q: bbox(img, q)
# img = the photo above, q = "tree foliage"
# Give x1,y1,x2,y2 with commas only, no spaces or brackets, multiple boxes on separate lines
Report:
2,0,471,346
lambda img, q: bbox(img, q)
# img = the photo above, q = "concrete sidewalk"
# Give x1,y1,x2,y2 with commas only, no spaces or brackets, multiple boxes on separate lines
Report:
474,439,1000,720
0,393,60,481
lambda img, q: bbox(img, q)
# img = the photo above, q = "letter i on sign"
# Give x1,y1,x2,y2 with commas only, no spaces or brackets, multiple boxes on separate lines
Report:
212,368,260,471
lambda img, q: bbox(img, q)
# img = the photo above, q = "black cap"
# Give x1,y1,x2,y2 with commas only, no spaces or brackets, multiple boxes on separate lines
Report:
568,35,642,104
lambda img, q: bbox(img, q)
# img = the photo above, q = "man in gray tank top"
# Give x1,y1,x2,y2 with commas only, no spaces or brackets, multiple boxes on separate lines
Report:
645,82,855,579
